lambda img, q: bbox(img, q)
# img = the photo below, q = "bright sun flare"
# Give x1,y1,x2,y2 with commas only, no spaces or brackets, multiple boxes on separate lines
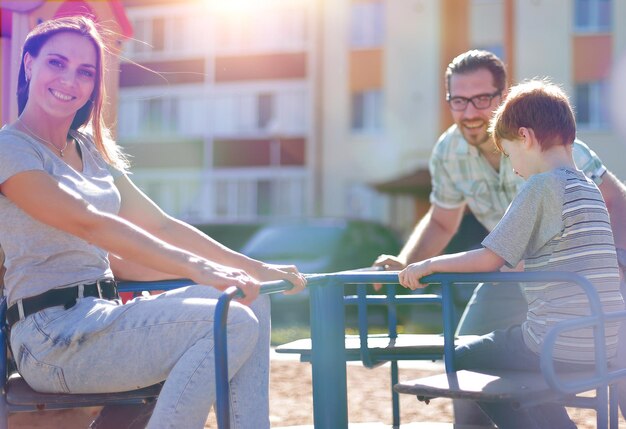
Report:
206,0,264,15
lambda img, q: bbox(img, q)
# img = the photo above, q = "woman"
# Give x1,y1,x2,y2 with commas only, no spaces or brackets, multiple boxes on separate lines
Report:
0,16,305,429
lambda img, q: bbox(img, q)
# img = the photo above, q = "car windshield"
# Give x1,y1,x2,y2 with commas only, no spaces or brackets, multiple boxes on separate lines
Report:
243,225,343,260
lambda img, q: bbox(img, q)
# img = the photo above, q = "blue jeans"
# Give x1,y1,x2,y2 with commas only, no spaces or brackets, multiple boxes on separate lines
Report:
10,285,271,429
455,325,585,429
453,281,528,425
455,282,527,336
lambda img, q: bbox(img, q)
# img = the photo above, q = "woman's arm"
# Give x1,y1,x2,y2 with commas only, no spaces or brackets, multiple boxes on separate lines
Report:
398,247,505,290
114,175,258,272
0,170,266,303
112,174,306,293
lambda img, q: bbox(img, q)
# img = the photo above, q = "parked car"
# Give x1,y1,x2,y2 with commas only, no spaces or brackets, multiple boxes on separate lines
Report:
240,218,401,274
193,221,263,251
240,218,402,324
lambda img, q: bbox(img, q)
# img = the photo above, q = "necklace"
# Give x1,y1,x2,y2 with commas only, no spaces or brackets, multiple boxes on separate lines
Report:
17,117,71,157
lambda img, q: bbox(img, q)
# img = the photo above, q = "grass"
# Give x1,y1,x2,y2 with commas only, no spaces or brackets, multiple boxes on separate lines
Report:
271,324,310,346
271,322,444,346
269,295,452,346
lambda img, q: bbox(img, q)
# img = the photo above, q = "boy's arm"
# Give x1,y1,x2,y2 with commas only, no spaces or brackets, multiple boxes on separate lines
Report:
398,248,504,290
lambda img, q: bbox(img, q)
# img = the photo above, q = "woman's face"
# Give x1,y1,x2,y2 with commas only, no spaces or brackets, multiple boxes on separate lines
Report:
23,31,97,121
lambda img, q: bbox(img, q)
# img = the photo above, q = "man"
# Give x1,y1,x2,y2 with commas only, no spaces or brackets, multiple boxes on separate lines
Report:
374,49,626,425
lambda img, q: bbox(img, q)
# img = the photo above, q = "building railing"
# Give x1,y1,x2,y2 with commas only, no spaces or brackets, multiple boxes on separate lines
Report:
130,168,309,222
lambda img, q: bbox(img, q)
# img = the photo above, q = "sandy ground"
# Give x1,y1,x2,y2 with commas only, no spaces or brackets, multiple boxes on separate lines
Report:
205,357,625,428
8,358,624,428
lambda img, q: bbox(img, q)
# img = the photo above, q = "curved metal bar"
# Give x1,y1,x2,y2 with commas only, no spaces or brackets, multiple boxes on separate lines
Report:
421,271,603,316
214,279,294,429
214,286,241,429
540,315,606,393
541,310,626,394
0,298,7,429
423,272,613,396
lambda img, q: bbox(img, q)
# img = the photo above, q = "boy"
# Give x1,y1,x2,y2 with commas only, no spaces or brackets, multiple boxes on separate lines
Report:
399,80,624,429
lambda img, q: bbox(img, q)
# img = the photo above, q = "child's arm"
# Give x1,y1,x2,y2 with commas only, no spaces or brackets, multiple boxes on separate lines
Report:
398,248,505,290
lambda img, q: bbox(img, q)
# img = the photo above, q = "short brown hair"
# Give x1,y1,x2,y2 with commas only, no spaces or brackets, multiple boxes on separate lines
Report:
445,50,507,95
489,79,576,152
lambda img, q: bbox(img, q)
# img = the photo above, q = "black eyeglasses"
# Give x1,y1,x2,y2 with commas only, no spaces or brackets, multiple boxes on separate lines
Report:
446,91,502,111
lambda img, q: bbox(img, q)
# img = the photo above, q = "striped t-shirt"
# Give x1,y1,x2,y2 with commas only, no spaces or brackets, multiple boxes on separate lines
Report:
482,168,623,364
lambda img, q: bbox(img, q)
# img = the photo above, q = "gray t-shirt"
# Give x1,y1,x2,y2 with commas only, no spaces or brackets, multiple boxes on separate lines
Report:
0,127,121,306
483,168,623,364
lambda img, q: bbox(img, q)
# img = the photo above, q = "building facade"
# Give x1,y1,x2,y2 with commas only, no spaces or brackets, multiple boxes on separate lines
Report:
118,0,315,222
116,0,626,234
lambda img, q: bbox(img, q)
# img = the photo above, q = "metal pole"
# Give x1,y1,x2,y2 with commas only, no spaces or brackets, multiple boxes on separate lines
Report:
309,276,348,428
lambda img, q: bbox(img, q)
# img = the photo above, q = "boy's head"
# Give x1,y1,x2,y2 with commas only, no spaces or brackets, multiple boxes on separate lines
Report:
489,79,576,153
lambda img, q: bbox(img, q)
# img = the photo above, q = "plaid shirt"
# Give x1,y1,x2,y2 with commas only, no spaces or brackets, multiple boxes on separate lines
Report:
429,125,606,231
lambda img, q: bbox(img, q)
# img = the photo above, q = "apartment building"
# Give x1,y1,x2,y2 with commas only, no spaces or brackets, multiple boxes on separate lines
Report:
118,0,315,222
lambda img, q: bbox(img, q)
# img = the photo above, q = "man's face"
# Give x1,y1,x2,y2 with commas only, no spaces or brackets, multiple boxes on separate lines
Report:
448,68,502,149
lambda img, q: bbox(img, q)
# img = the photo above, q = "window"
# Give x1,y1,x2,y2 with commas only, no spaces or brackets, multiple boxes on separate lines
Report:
140,97,179,134
168,16,206,54
212,94,255,134
127,15,206,56
116,99,137,138
152,17,165,52
214,6,307,53
574,0,611,32
128,18,150,54
575,81,610,129
256,180,272,216
257,7,307,51
257,93,275,129
127,17,164,54
213,177,306,219
276,90,307,134
118,94,207,140
213,90,306,135
350,1,385,48
351,90,383,133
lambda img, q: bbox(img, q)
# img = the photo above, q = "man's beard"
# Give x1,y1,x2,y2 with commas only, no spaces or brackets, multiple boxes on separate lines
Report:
461,127,490,148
